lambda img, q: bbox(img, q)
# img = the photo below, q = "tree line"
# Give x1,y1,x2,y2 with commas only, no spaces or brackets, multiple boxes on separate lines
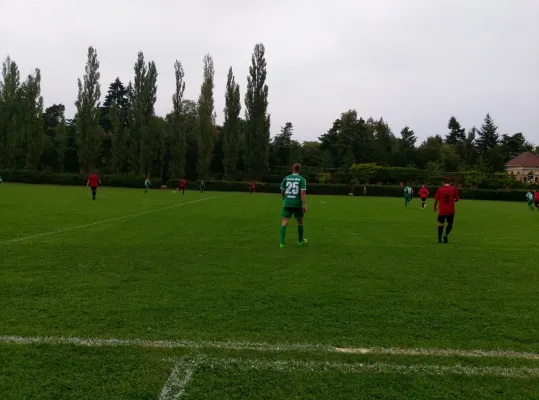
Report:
0,44,536,182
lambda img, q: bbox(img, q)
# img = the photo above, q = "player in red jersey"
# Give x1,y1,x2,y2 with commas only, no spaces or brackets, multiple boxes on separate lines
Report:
178,179,186,195
249,181,256,195
86,171,101,200
419,185,429,209
434,178,460,243
534,190,539,210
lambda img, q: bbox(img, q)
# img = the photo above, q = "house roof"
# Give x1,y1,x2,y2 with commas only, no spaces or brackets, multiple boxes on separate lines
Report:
505,152,539,168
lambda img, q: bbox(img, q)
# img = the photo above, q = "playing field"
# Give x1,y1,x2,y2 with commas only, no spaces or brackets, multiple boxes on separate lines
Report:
1,184,538,399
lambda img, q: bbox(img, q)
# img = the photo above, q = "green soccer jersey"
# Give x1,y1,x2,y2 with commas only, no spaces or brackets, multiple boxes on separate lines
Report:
145,179,151,188
526,192,534,201
280,174,307,208
404,186,412,196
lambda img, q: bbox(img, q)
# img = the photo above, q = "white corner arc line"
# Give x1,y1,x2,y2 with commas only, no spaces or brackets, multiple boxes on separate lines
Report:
0,194,234,245
159,365,195,400
1,335,538,361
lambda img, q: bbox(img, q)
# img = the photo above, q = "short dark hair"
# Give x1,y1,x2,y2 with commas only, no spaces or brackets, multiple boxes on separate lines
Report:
444,176,452,184
292,163,301,173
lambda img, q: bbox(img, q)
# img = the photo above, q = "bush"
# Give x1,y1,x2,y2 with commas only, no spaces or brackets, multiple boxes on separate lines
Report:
356,184,529,202
0,170,162,188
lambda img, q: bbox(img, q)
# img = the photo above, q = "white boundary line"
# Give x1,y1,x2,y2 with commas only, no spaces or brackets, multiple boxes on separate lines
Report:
0,194,234,245
169,356,539,379
159,364,196,400
1,335,538,361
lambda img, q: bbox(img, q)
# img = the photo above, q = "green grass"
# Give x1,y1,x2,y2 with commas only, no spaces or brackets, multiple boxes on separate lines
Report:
0,183,538,399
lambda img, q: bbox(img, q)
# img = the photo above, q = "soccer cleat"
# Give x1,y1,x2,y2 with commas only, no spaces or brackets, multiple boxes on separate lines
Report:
280,244,286,248
443,236,448,244
298,238,308,247
438,238,442,244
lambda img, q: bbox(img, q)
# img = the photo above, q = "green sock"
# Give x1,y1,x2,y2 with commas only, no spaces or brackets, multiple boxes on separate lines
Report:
298,225,304,243
280,226,287,245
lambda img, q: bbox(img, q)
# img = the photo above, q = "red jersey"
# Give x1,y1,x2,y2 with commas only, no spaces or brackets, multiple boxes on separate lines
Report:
534,192,539,201
419,188,429,198
435,185,459,215
250,183,255,189
179,179,186,188
88,174,99,187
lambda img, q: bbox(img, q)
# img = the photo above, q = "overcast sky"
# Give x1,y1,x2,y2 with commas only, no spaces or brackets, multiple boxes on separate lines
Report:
1,0,538,143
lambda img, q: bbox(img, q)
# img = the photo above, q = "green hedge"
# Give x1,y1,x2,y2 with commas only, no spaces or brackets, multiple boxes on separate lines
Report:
0,170,163,188
0,170,531,202
356,184,529,202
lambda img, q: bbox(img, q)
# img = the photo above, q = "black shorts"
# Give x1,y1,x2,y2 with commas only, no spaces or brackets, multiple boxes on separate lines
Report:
535,202,539,208
421,197,427,202
437,214,454,224
90,186,97,192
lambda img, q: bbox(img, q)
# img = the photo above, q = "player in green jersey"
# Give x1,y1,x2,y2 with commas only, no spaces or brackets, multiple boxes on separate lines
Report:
404,183,412,208
144,177,152,193
526,190,534,211
279,163,308,248
0,176,3,184
199,180,206,193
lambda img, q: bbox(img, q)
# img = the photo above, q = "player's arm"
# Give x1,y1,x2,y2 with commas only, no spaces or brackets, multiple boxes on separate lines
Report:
454,188,460,202
86,179,89,188
433,190,440,211
301,179,307,212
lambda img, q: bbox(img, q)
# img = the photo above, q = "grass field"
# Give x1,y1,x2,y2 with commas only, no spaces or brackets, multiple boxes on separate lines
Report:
1,183,538,399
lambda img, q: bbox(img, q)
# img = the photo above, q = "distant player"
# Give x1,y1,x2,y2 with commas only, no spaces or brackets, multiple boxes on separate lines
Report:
0,175,3,184
144,177,152,193
535,190,539,210
526,190,534,211
434,178,460,243
280,163,307,248
249,181,256,195
178,179,186,195
404,183,412,208
86,171,101,200
199,180,206,193
419,185,429,209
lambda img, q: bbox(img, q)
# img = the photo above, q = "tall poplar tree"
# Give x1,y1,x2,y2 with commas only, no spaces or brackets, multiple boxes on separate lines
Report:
195,54,215,179
244,43,270,179
75,46,101,174
20,68,44,169
169,60,187,177
222,67,241,179
0,56,21,168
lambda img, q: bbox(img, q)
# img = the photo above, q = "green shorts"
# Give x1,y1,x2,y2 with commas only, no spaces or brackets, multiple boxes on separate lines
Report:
281,207,304,219
528,200,534,206
405,195,411,201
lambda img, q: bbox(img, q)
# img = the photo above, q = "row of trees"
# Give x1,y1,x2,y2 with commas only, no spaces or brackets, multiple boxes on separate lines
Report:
1,44,536,181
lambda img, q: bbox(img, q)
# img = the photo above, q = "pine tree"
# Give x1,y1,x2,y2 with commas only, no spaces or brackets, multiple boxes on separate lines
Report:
169,60,187,177
0,56,21,168
222,67,241,179
476,113,499,154
445,116,466,146
245,43,270,179
196,54,215,179
75,47,101,174
20,68,44,169
272,122,294,166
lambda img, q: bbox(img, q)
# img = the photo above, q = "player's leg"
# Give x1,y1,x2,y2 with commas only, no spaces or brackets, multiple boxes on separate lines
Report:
444,215,454,243
91,187,97,200
280,210,291,248
296,209,305,246
437,215,445,243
